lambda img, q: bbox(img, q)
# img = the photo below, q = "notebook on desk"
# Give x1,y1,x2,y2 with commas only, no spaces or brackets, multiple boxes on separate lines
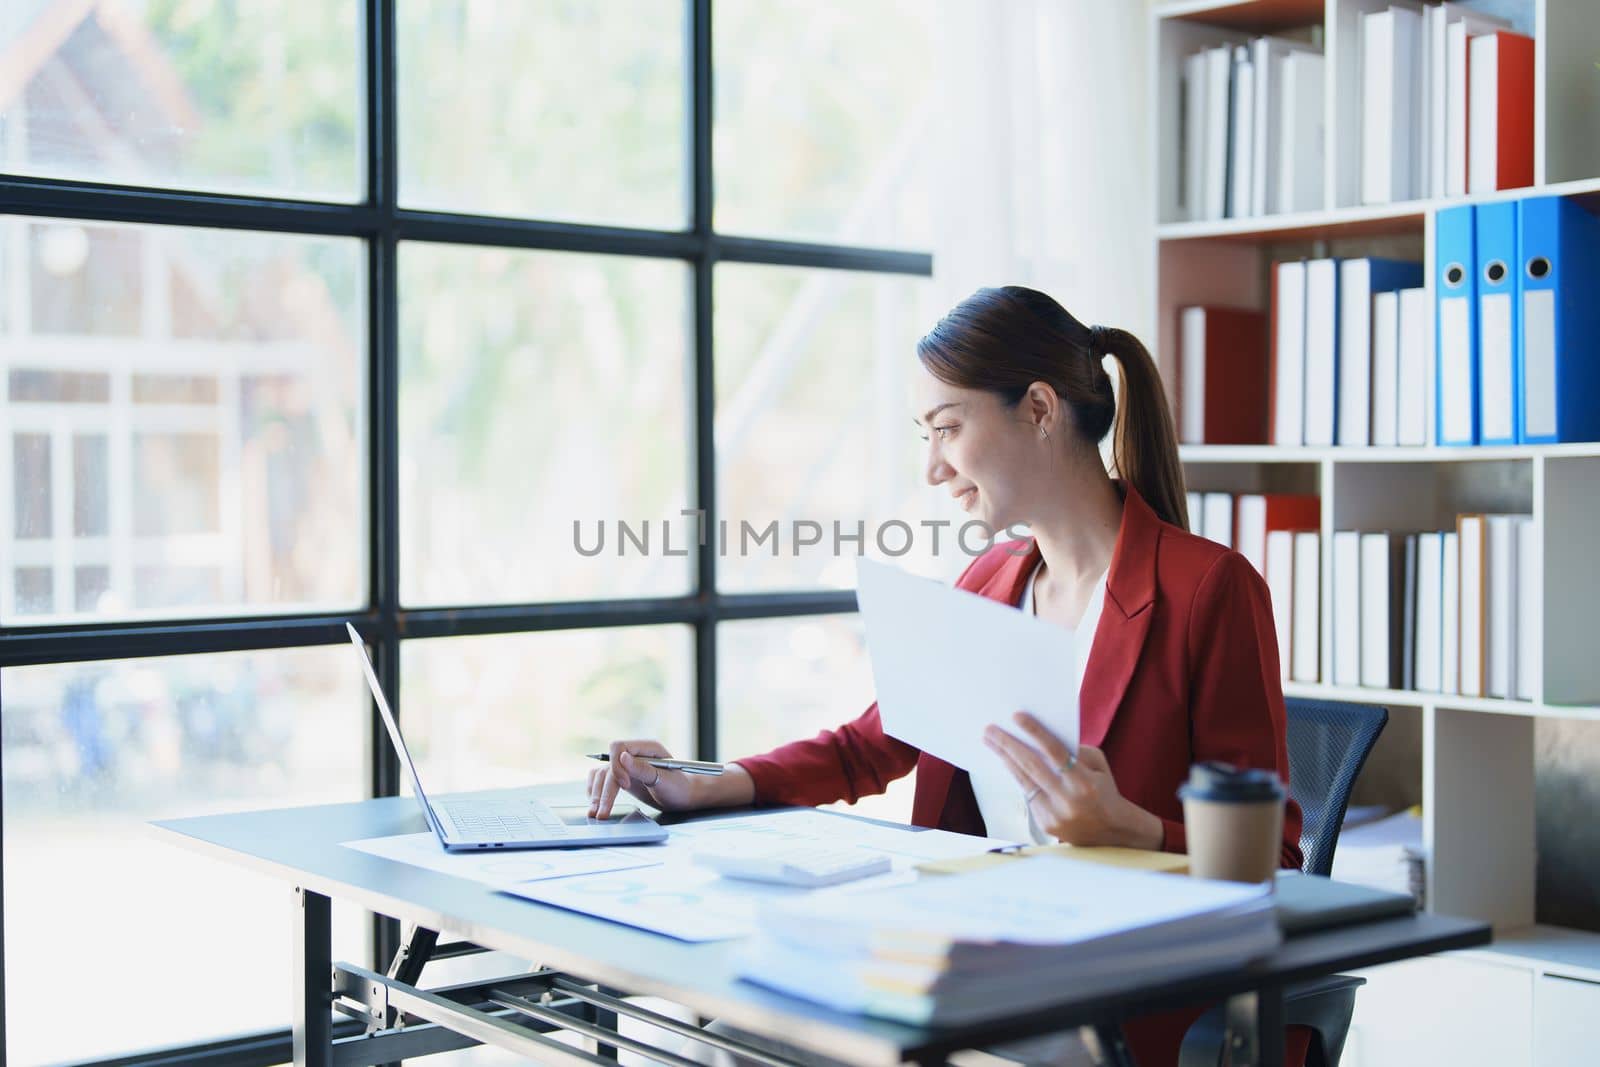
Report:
1274,871,1416,935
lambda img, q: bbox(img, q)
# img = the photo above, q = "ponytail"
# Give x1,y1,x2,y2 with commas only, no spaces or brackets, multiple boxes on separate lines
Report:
1096,327,1189,532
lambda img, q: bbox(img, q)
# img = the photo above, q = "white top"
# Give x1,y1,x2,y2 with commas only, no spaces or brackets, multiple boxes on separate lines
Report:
970,559,1108,845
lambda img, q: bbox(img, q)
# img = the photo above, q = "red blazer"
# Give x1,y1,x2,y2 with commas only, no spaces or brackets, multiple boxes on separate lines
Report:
735,484,1306,1067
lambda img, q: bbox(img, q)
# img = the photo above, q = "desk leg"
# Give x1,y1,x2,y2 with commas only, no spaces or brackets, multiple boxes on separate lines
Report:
1224,986,1285,1067
294,887,333,1067
1247,986,1285,1067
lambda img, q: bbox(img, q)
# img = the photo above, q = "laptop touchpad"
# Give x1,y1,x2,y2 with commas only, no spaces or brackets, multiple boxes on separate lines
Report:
550,804,641,825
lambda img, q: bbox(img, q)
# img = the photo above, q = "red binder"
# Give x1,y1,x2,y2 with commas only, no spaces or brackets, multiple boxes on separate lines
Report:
1467,30,1534,192
1178,306,1270,445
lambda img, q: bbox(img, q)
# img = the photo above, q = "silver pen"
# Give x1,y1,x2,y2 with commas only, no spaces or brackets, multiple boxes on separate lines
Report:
586,753,726,776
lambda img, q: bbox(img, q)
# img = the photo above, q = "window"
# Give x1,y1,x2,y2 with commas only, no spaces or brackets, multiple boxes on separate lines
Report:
397,0,688,229
1,219,366,624
398,244,691,606
713,0,938,247
0,0,362,199
1,648,368,1064
0,2,937,1064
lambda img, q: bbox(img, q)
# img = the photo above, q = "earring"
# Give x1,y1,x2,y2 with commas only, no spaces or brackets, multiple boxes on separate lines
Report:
1039,426,1049,440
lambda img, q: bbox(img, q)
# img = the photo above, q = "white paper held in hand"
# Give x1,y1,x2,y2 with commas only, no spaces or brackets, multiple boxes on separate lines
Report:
854,557,1078,782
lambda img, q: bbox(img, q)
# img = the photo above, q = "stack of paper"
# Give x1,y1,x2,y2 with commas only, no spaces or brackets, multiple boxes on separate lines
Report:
735,857,1279,1026
1331,810,1426,907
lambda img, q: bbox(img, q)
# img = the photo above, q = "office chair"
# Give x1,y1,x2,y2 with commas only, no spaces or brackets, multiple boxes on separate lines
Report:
1178,697,1389,1067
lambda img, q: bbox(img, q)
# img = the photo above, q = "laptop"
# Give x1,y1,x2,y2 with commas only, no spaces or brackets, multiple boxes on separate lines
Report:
345,623,667,851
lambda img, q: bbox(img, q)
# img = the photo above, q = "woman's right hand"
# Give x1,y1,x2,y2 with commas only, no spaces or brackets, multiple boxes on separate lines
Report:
586,739,753,819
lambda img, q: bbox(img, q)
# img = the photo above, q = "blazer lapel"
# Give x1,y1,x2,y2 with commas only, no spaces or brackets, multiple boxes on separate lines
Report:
1078,485,1161,748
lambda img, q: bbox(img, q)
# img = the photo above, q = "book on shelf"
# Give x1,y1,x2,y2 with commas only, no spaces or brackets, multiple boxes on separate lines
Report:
1477,201,1520,446
1266,530,1295,681
1430,195,1600,448
1516,196,1600,444
1485,514,1518,699
1441,529,1460,695
1416,532,1444,692
1322,514,1531,698
1351,3,1524,206
1361,6,1424,206
1304,259,1340,447
1333,531,1362,687
1397,287,1432,447
1291,531,1321,684
1338,258,1424,447
1467,30,1535,195
1371,291,1402,448
1271,260,1308,446
1436,203,1479,446
1179,36,1323,221
1200,492,1233,549
1433,4,1511,198
1179,306,1269,445
1359,532,1406,690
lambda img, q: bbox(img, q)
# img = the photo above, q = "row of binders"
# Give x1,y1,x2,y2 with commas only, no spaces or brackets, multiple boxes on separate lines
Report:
1182,195,1600,448
1180,257,1428,448
1185,491,1322,684
1329,517,1536,700
1361,3,1531,205
1437,196,1600,445
1180,36,1323,220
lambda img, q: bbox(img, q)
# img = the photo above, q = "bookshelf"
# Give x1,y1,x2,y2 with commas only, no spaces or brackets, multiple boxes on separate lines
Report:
1149,0,1600,1051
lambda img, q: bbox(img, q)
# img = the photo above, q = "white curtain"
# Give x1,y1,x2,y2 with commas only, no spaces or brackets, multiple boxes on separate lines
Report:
929,1,1154,342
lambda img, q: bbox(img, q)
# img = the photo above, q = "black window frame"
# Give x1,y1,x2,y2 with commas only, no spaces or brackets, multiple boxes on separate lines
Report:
0,2,932,1064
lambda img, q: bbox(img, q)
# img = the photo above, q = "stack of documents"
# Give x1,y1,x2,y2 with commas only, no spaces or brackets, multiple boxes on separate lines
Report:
1331,810,1426,907
736,856,1279,1026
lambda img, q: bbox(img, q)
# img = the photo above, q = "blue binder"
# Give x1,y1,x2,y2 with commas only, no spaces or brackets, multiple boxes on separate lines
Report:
1516,196,1600,443
1435,204,1478,447
1474,201,1519,446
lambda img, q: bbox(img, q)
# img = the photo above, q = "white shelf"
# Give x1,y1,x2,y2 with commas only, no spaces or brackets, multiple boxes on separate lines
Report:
1457,924,1600,984
1180,442,1600,464
1159,175,1600,240
1159,200,1427,241
1281,682,1600,722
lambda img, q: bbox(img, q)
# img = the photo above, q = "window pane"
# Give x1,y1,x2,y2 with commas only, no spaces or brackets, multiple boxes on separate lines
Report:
718,615,912,823
715,263,972,592
72,433,107,536
2,647,367,1065
11,432,50,538
0,217,366,623
400,244,690,606
401,627,694,794
714,0,937,247
0,1,361,199
398,0,687,228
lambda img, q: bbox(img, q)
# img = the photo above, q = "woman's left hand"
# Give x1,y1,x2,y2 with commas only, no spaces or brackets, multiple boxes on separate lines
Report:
983,711,1164,850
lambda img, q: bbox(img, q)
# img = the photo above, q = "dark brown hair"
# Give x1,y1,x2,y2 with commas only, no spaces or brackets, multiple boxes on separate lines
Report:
916,286,1188,531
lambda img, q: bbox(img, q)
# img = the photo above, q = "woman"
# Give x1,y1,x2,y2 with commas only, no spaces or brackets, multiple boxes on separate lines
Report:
588,286,1305,1067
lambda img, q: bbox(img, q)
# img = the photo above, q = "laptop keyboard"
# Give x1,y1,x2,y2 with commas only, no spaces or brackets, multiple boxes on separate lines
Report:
441,800,568,841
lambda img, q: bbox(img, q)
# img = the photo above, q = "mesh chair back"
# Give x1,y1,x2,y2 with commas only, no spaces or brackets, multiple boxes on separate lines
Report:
1284,698,1388,876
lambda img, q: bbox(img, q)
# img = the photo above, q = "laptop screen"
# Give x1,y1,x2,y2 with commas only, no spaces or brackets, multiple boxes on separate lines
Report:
345,623,438,820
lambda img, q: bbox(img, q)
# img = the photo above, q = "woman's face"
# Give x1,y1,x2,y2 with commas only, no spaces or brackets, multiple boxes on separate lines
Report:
913,365,1055,533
